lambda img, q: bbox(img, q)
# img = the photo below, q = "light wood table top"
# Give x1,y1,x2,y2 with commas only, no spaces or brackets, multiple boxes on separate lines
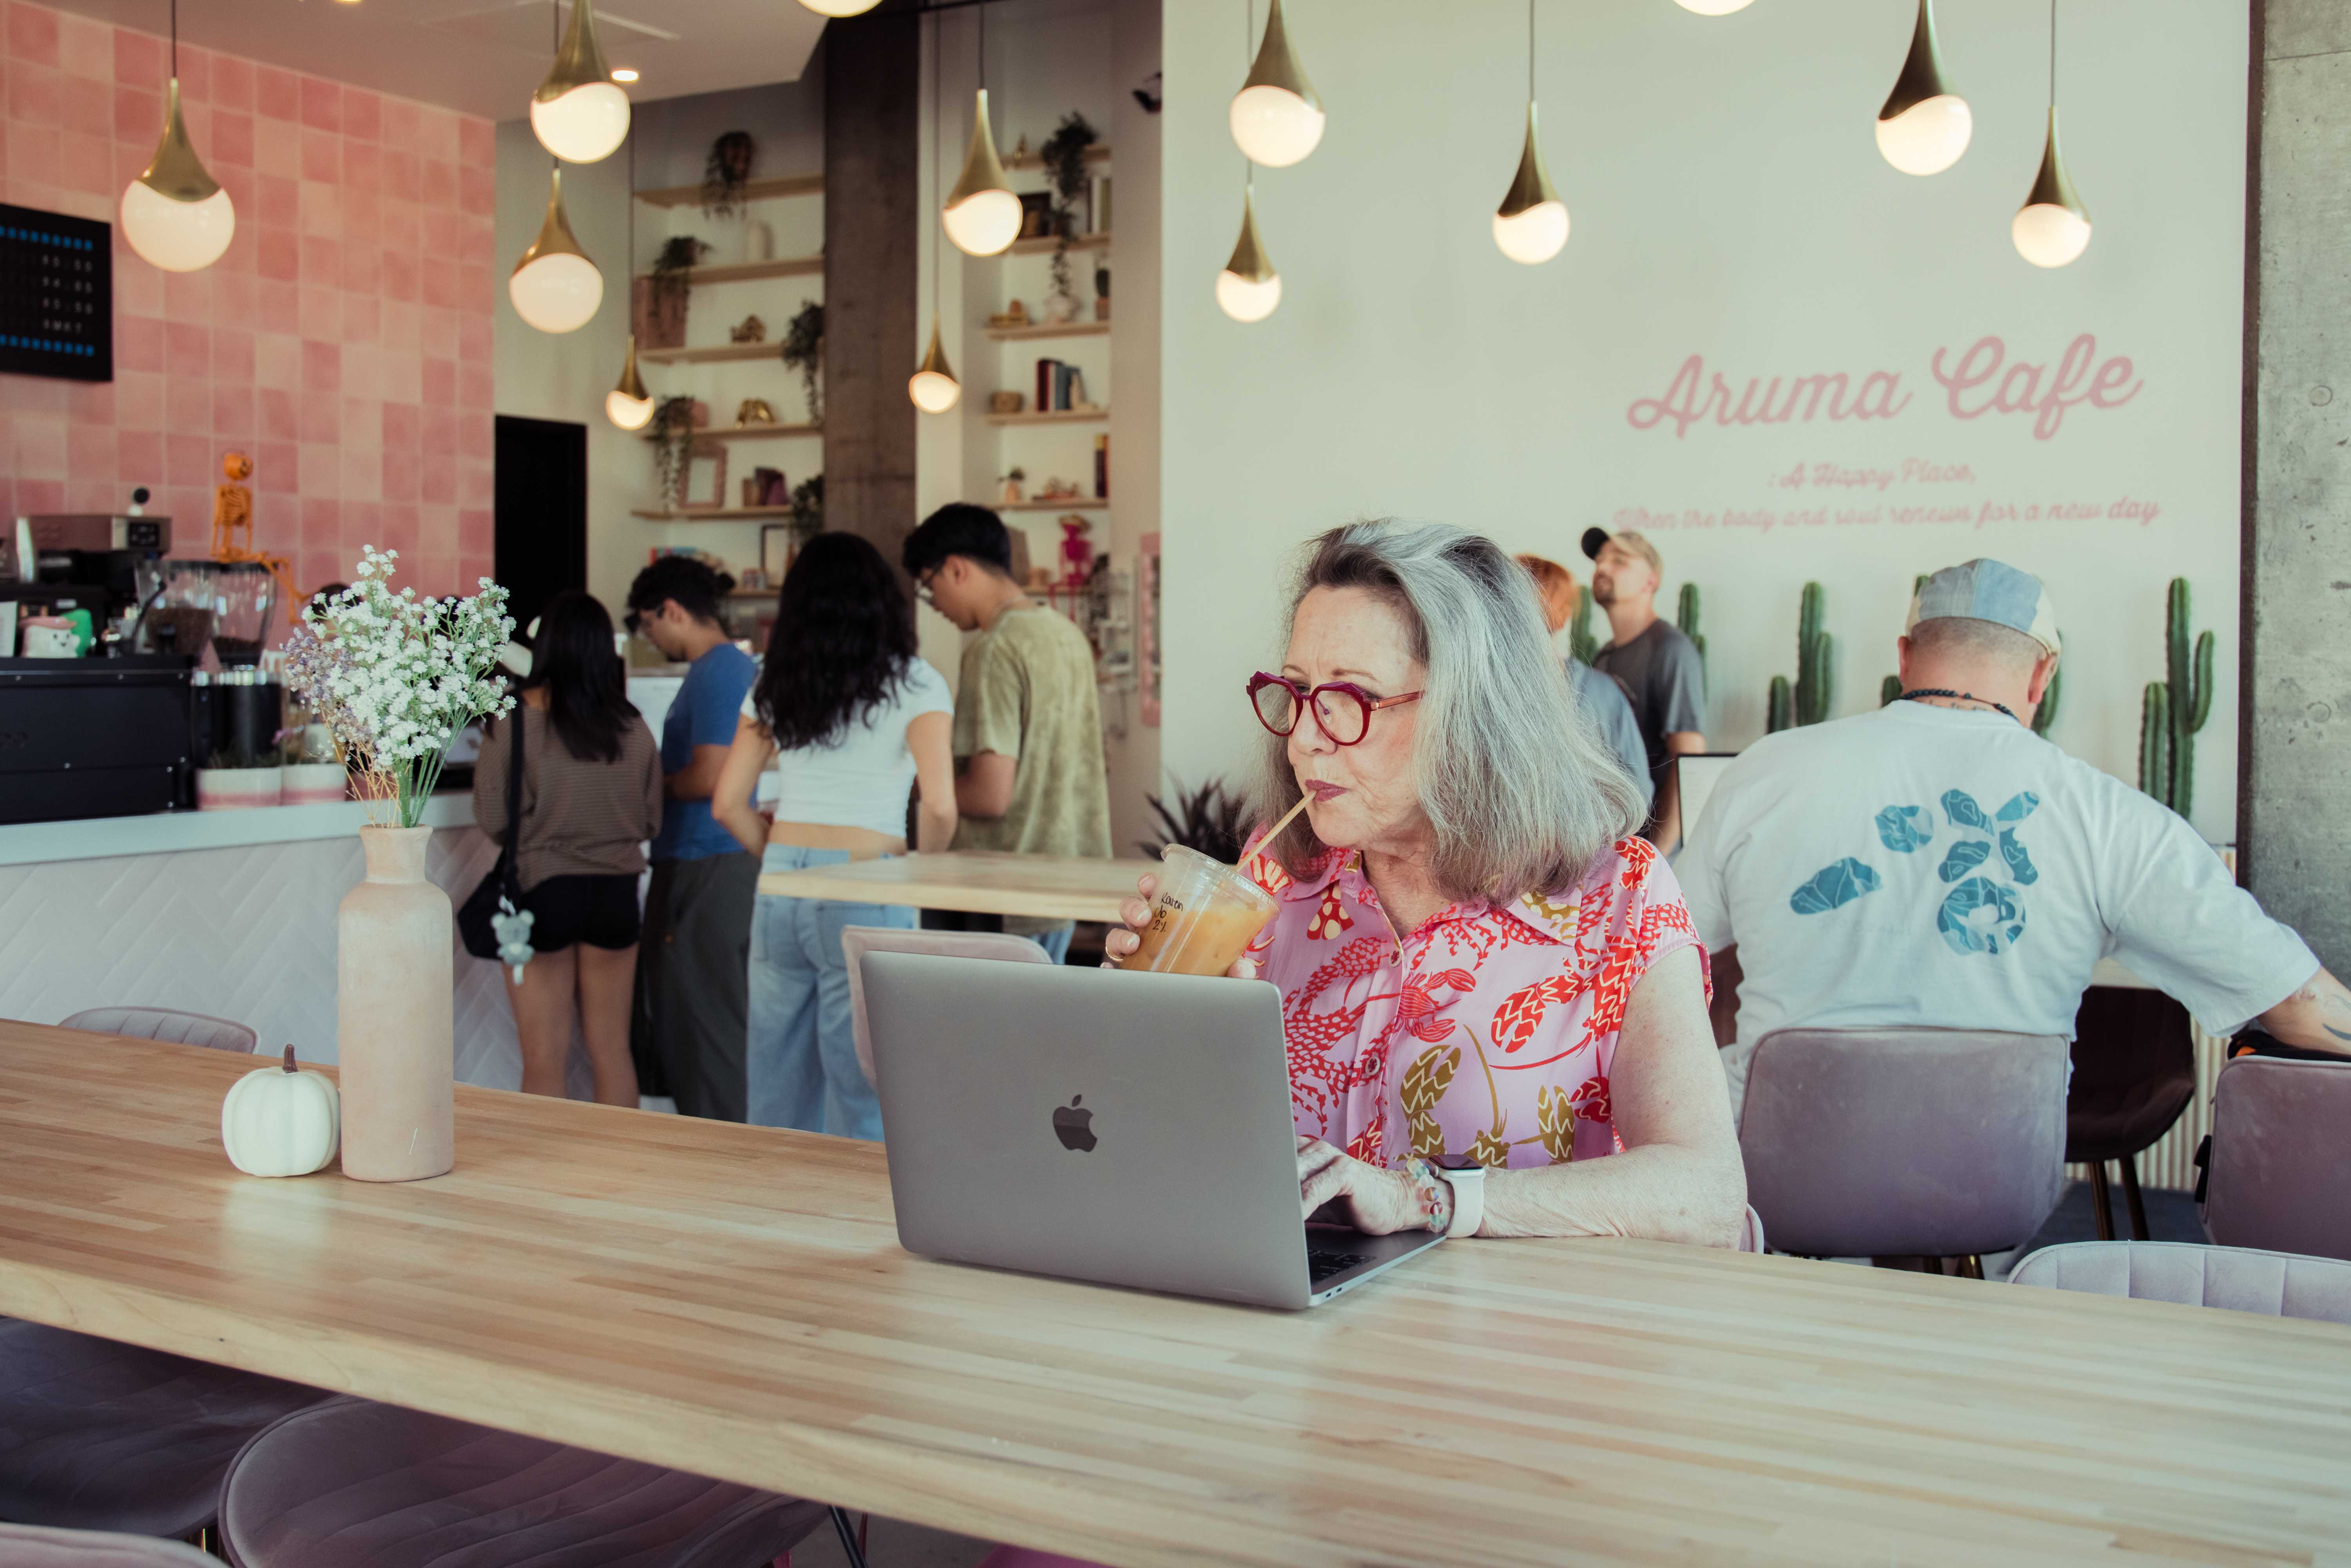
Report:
755,849,1153,924
6,1022,2351,1566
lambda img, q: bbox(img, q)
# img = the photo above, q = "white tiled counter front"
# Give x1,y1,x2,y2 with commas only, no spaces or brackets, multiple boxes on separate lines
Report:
0,796,535,1089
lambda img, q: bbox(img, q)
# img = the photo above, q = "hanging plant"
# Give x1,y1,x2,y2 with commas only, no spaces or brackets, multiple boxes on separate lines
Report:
646,395,700,504
781,300,824,425
789,473,824,540
648,236,708,313
701,130,757,217
1039,112,1098,308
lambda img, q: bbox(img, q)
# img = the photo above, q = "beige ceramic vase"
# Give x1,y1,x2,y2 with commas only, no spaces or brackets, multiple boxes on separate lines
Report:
338,825,455,1181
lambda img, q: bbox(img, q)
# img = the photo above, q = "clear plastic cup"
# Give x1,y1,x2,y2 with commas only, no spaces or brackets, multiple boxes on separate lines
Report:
1116,845,1279,977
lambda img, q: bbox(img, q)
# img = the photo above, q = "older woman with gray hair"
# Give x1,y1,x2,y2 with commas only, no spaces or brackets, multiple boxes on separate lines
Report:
1107,521,1745,1244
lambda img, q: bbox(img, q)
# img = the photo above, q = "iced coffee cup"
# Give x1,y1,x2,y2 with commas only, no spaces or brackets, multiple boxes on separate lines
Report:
1115,845,1278,977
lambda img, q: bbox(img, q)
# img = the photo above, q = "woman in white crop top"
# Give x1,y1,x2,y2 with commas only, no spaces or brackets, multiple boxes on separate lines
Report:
713,534,956,1139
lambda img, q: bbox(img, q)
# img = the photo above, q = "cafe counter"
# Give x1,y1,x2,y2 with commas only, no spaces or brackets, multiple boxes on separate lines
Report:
0,795,535,1088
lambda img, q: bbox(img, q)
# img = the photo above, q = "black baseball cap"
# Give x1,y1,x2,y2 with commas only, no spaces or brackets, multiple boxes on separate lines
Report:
1579,527,1610,561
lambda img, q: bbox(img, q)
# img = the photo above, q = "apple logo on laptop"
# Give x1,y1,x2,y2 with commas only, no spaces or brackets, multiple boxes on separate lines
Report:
1052,1094,1097,1152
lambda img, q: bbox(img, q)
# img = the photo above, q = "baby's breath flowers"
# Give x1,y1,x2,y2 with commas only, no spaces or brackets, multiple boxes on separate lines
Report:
284,547,515,828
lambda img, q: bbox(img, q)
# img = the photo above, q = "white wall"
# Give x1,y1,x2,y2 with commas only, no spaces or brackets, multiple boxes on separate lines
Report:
1159,0,2249,844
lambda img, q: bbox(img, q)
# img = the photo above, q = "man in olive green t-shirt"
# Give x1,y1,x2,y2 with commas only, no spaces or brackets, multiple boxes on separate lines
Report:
903,504,1112,960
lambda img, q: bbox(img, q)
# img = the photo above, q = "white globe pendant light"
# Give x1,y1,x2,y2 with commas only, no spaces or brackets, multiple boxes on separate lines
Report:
799,0,882,14
910,316,962,412
1216,183,1281,323
531,0,629,164
1673,0,1756,13
2012,3,2090,269
510,167,603,334
1229,0,1324,168
121,2,235,277
943,88,1020,256
1875,0,1970,176
607,334,654,429
1492,4,1567,266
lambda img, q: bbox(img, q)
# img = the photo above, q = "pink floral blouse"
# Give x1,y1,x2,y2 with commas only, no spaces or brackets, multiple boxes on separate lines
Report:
1240,835,1708,1170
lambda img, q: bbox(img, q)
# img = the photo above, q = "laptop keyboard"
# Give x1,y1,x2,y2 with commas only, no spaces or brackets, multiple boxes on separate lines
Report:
1306,1245,1375,1284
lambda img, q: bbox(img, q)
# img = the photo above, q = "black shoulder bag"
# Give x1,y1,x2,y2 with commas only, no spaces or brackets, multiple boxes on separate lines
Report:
459,707,532,965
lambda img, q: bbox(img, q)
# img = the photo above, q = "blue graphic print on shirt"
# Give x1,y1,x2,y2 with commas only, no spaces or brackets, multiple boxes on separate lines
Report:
1789,788,2041,956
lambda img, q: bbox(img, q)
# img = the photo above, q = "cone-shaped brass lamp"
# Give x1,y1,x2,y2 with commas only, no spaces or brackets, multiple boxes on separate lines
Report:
532,0,630,163
943,89,1021,257
510,167,603,334
1674,0,1755,13
2012,108,2091,267
607,334,654,429
121,78,235,272
799,0,882,14
909,315,961,413
1230,0,1324,168
1875,0,1971,176
1494,4,1568,267
1216,183,1281,323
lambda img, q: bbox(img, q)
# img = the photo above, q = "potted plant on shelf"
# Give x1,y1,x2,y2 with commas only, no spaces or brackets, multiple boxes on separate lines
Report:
788,473,824,544
283,547,513,1184
781,300,823,425
701,130,756,217
1040,112,1098,320
636,237,706,351
196,746,283,811
647,395,701,508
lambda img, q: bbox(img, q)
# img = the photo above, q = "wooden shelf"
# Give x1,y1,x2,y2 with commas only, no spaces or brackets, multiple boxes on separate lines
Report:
636,256,822,286
639,342,781,365
987,319,1110,343
1004,231,1110,257
1002,147,1111,171
634,174,823,208
632,506,795,521
987,408,1110,426
695,422,822,442
998,497,1108,511
726,588,777,599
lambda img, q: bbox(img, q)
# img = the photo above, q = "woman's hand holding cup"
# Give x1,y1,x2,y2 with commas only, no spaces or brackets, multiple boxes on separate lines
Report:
1104,868,1260,979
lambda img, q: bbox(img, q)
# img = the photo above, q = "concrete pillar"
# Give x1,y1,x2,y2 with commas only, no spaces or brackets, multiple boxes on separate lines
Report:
2244,0,2351,969
822,7,920,571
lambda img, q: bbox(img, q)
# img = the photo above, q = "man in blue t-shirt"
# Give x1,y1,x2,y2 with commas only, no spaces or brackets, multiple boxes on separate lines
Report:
626,558,760,1121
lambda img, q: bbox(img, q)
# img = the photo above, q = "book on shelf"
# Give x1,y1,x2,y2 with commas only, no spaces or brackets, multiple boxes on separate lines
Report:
1034,357,1057,412
1094,433,1109,499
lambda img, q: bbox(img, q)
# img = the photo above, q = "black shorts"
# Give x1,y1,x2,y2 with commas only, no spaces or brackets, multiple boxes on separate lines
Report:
519,873,642,952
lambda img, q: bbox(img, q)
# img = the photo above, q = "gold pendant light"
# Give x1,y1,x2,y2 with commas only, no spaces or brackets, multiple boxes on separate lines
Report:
2012,2,2090,268
120,4,235,274
1216,183,1281,323
944,88,1020,257
912,10,962,412
799,0,882,14
1875,0,1971,176
607,335,654,429
1673,0,1755,13
1230,0,1324,168
1492,2,1567,266
531,0,630,163
510,167,603,335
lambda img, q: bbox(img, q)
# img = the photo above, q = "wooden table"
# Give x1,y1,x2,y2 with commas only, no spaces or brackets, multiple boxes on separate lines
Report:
755,849,1153,924
7,1023,2351,1566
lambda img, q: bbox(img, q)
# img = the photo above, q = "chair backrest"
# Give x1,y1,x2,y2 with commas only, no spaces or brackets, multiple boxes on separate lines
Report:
2010,1240,2351,1325
1737,1205,1766,1255
58,1007,258,1054
1739,1027,2068,1260
842,927,1055,1089
2202,1055,2351,1262
0,1524,223,1568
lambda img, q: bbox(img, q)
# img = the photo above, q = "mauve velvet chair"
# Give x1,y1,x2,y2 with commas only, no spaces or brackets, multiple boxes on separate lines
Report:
0,1523,225,1567
2010,1240,2351,1324
1738,1027,2069,1275
2201,1054,2351,1262
58,1007,259,1054
842,926,1054,1090
217,1398,840,1568
0,1319,327,1539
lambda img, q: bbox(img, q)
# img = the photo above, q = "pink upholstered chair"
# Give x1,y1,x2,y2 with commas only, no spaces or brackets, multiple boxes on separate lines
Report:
0,1524,223,1567
217,1398,839,1568
2200,1054,2351,1262
842,926,1055,1089
2009,1240,2351,1324
59,1007,258,1054
1738,1027,2069,1275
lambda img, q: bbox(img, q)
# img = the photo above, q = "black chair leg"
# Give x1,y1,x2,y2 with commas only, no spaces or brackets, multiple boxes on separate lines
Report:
830,1506,870,1568
2119,1154,2150,1240
2088,1162,2116,1240
1958,1255,1985,1280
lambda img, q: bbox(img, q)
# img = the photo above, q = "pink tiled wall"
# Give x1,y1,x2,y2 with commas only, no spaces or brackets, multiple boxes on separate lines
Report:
0,0,495,599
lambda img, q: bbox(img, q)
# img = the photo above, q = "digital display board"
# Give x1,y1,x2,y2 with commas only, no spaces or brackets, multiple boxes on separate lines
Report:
0,203,110,383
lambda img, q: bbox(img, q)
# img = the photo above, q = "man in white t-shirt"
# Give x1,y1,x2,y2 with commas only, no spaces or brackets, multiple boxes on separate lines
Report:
1677,558,2351,1121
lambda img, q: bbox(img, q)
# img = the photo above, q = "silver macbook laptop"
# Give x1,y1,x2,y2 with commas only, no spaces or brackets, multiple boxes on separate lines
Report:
861,953,1444,1310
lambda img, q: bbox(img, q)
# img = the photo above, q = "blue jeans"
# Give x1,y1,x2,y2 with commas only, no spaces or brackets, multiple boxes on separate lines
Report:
746,844,913,1141
1029,923,1074,964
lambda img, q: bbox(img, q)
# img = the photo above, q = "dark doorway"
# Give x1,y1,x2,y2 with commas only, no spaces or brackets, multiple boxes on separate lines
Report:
494,415,588,634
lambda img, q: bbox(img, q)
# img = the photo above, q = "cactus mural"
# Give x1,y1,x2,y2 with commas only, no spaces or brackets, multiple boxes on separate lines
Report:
1569,581,1600,665
1765,582,1831,733
1881,674,1903,707
2032,655,2061,738
2138,578,2212,815
1676,582,1706,694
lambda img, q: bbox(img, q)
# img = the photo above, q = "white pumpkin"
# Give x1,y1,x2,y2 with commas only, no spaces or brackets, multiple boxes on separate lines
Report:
222,1046,341,1177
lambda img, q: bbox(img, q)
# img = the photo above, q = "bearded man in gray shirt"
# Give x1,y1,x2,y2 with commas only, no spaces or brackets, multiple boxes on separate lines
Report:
1583,527,1707,851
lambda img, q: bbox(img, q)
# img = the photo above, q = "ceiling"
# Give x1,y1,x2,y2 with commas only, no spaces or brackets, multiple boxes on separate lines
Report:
49,0,827,119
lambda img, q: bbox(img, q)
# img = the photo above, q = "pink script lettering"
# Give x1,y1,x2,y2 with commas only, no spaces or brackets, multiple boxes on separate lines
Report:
1627,355,1911,439
1929,333,2143,440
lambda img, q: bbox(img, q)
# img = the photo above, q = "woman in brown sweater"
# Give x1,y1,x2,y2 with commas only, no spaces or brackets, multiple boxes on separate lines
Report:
474,591,662,1104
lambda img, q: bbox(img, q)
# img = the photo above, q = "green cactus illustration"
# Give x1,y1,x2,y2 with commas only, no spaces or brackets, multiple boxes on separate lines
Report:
1881,674,1902,707
1767,582,1831,732
2032,648,2061,738
2139,578,2212,813
1676,582,1706,695
1569,581,1599,666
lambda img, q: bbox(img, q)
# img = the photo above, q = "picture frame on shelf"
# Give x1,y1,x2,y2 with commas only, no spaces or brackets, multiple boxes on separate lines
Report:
1018,191,1055,240
684,442,729,512
760,524,795,585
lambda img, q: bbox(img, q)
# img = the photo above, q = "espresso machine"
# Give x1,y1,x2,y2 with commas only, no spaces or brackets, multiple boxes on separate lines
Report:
12,503,172,654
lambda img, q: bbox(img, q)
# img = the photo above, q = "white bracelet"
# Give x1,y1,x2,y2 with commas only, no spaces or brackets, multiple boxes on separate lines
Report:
1436,1164,1485,1239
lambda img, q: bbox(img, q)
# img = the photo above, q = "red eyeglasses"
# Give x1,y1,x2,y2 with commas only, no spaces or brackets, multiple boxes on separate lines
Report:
1247,672,1424,746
